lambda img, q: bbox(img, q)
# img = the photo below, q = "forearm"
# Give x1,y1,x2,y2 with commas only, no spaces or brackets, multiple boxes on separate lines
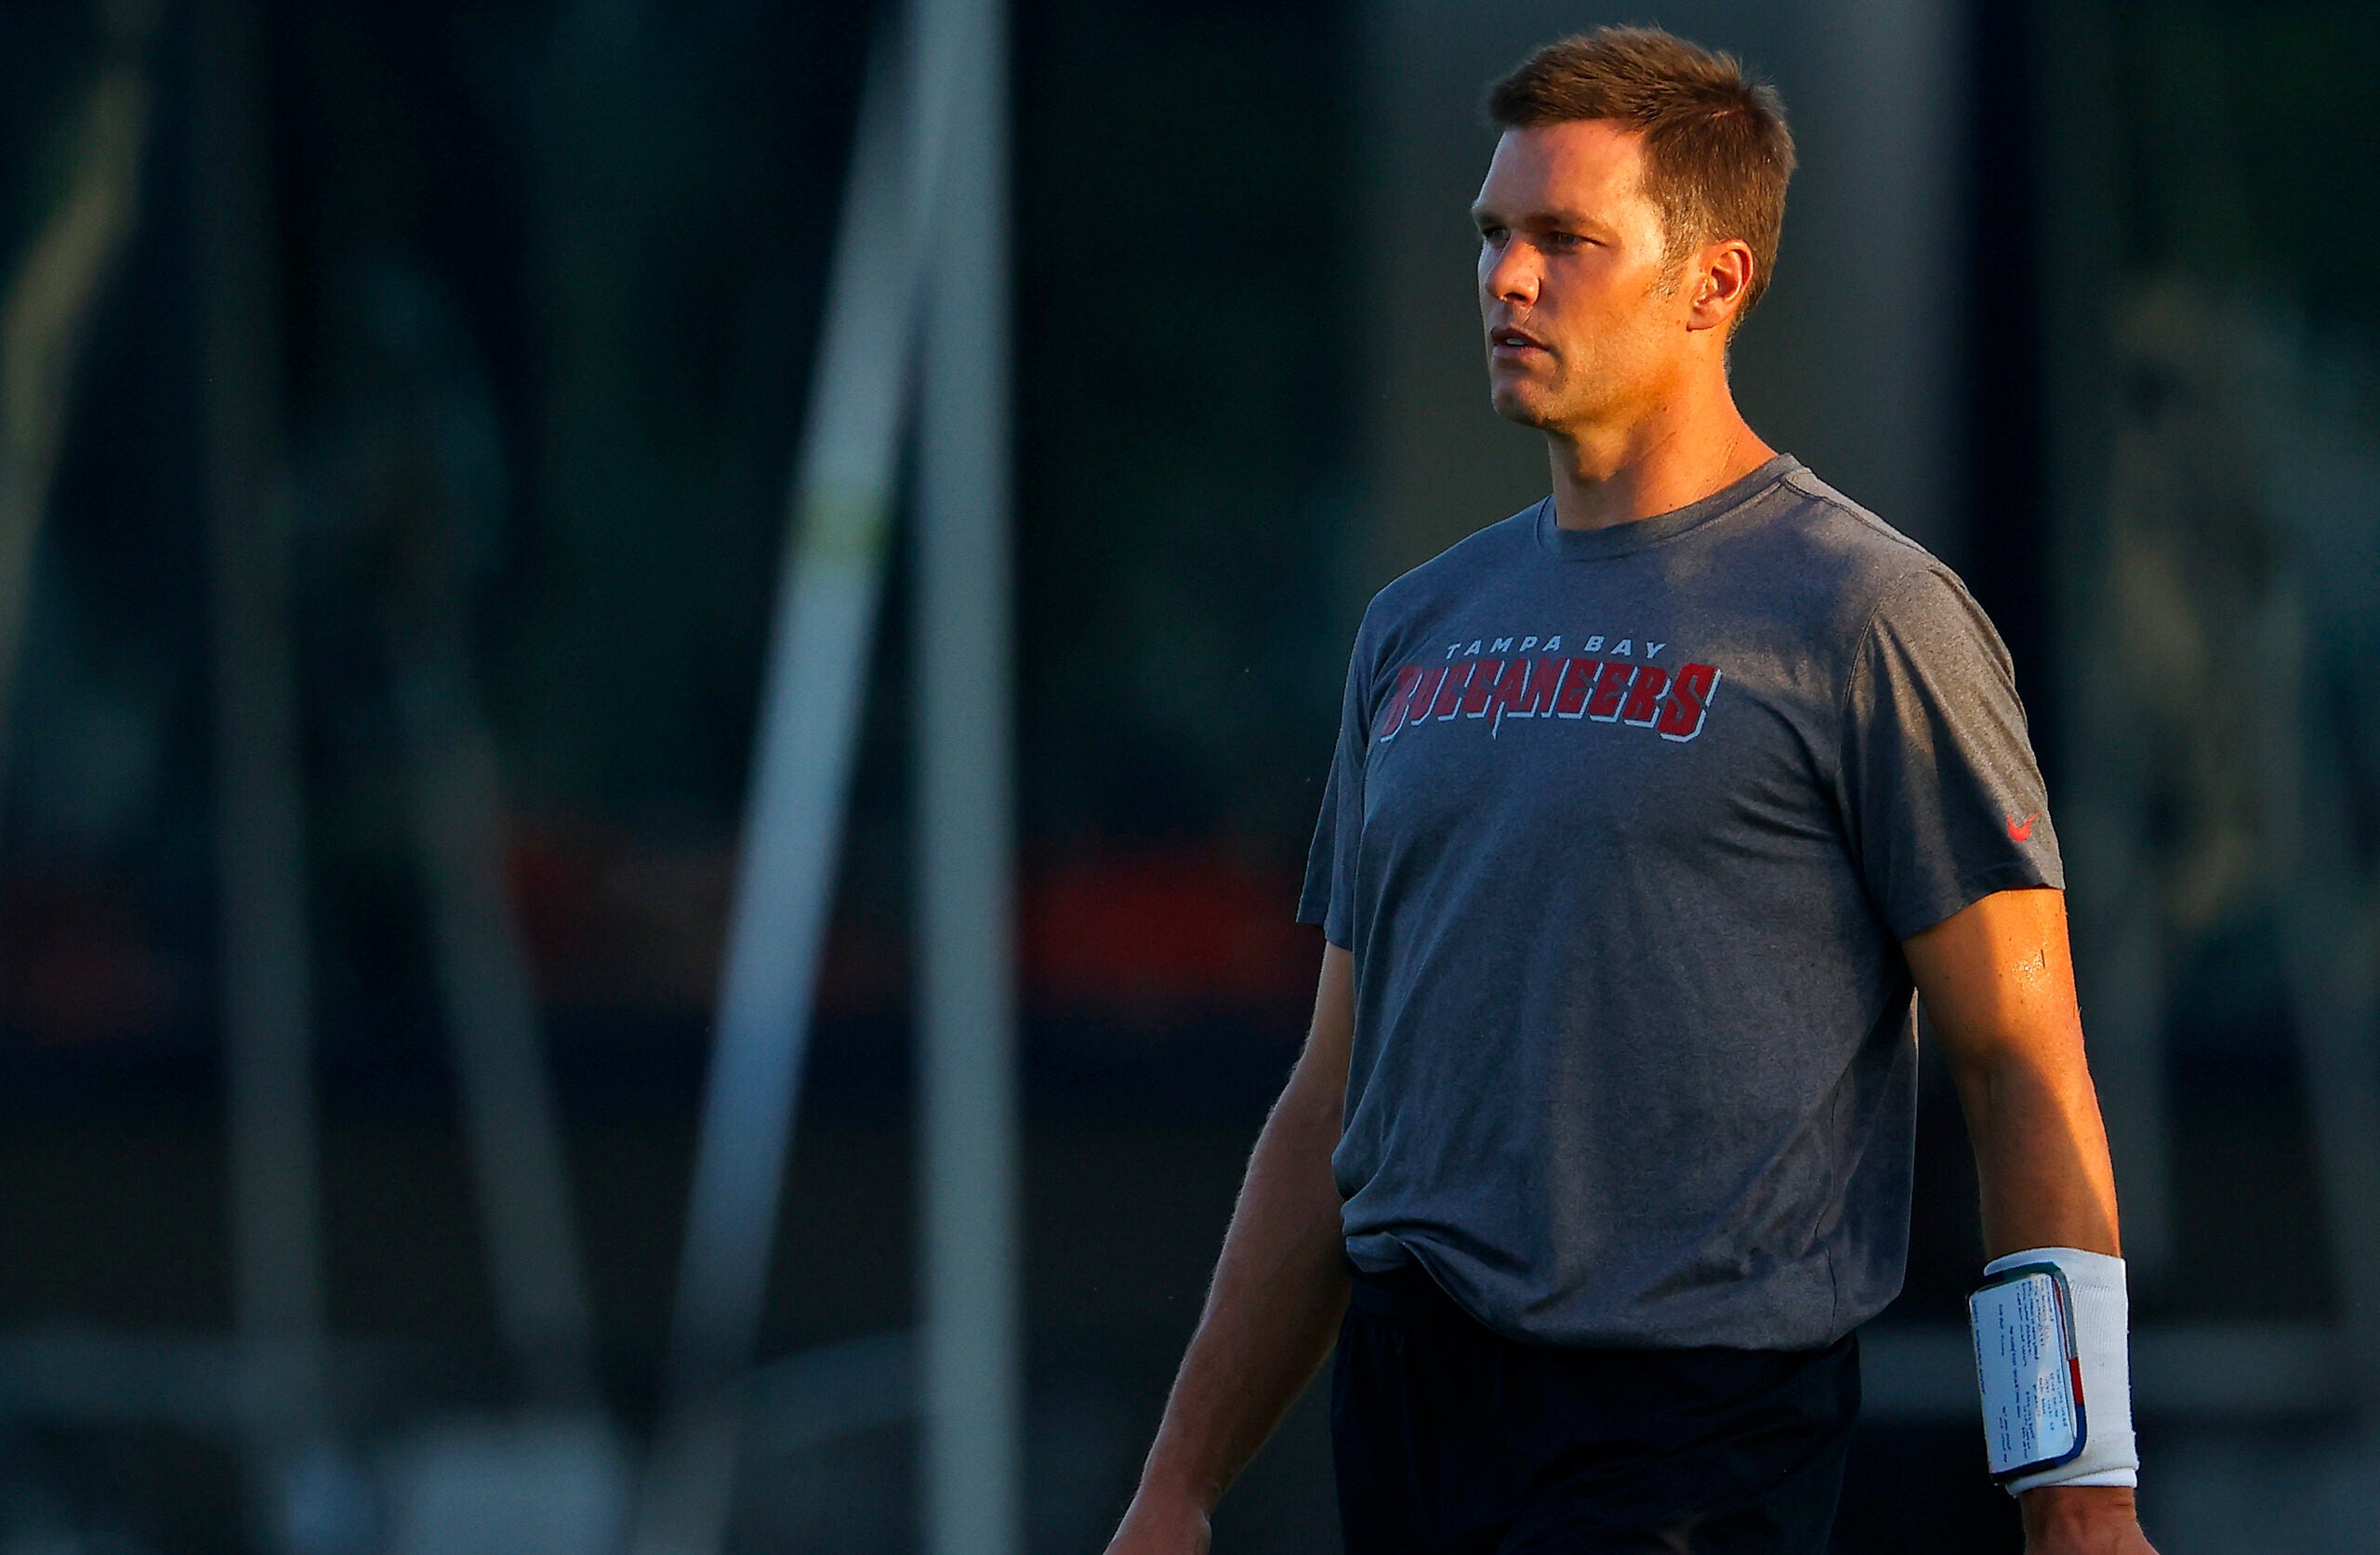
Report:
1907,890,2122,1258
1951,1046,2122,1258
1133,1066,1351,1515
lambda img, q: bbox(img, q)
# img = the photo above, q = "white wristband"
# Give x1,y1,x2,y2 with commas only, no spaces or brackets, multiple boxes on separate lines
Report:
1978,1247,2137,1495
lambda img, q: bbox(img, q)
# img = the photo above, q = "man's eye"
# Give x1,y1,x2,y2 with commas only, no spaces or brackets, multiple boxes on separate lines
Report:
1546,231,1583,249
1478,225,1508,244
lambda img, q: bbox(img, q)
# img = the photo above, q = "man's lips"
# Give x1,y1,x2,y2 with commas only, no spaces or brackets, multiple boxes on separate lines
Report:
1489,324,1550,357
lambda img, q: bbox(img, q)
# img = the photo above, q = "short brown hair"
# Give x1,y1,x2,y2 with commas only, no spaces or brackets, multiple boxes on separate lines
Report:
1486,27,1794,318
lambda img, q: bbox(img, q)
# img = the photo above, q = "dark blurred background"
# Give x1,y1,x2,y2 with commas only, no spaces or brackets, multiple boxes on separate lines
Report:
0,0,2374,1550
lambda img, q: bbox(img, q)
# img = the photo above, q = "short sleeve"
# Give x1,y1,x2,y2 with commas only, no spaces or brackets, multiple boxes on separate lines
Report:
1838,568,2063,939
1299,637,1370,948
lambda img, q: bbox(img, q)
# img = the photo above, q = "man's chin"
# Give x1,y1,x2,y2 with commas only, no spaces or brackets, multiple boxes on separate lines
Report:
1489,384,1559,429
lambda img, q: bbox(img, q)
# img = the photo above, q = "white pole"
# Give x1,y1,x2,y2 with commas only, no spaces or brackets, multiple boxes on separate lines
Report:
914,0,1021,1548
387,615,600,1409
0,38,147,853
191,1,331,1544
628,29,926,1555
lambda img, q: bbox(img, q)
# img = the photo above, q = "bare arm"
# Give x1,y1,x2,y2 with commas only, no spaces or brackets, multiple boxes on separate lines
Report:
1106,944,1356,1554
1906,888,2155,1555
1906,887,2119,1258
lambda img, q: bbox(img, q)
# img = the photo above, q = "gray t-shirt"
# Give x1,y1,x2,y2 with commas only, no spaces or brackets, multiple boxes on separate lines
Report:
1300,455,2060,1351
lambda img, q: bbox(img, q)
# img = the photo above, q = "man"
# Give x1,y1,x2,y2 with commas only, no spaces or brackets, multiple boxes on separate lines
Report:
1105,28,2156,1555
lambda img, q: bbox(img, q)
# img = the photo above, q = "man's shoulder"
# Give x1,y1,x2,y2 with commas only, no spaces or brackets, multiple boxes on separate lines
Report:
1763,464,1939,584
1362,499,1544,622
1736,462,1971,632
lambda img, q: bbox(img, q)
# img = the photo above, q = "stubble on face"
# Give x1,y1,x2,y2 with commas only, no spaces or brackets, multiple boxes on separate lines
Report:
1474,122,1691,442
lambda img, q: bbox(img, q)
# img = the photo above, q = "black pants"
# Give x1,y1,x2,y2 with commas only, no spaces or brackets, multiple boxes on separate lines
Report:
1331,1259,1858,1554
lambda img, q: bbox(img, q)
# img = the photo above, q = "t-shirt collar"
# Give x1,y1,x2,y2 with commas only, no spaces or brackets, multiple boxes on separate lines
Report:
1533,452,1802,561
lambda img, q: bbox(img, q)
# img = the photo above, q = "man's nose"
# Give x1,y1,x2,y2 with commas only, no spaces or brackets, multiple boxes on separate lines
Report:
1482,240,1540,307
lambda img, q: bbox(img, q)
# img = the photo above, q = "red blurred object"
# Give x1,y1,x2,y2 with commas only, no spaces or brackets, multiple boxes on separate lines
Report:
1022,841,1314,1027
507,819,732,1016
506,821,1315,1029
507,816,903,1019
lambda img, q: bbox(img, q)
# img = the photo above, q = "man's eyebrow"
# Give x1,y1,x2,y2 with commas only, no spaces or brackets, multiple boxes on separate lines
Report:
1470,204,1604,231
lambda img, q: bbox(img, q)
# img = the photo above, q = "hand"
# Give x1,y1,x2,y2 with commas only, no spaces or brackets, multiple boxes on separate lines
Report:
2020,1484,2157,1554
1104,1487,1212,1555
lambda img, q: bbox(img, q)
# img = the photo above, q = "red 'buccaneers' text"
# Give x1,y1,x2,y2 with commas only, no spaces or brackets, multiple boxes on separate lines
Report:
1378,656,1721,744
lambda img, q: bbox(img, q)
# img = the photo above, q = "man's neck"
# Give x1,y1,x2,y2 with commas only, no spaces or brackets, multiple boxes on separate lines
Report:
1543,390,1776,532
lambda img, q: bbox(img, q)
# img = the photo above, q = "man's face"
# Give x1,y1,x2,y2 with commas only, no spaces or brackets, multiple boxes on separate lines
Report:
1473,120,1695,435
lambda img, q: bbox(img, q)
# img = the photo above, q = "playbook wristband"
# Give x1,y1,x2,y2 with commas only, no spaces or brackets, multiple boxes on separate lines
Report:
1976,1247,2137,1495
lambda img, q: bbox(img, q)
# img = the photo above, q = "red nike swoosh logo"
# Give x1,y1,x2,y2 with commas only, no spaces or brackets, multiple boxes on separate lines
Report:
2006,812,2039,842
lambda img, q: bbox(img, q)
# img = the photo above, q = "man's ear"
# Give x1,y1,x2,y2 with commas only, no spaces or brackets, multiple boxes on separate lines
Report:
1686,239,1756,334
